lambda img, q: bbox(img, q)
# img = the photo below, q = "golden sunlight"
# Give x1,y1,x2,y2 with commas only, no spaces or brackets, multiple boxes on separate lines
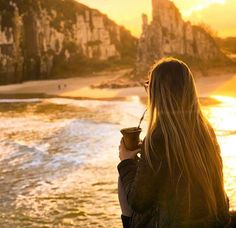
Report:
78,0,235,37
0,0,236,226
203,95,236,210
174,0,226,16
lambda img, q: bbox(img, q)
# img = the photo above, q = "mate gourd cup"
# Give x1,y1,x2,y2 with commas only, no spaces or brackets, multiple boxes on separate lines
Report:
120,127,142,151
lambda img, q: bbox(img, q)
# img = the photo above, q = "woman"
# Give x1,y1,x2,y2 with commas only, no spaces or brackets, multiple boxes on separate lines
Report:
117,58,231,227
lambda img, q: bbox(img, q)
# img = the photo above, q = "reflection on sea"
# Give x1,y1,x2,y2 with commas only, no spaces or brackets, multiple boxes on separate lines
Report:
204,96,236,211
0,95,235,227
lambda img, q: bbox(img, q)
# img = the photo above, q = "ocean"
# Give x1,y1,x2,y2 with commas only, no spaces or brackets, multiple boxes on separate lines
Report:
0,96,235,227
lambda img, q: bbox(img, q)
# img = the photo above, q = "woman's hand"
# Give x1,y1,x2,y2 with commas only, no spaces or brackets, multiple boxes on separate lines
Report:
119,138,141,161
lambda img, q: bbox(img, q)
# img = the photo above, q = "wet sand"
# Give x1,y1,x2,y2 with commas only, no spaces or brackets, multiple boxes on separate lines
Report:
0,70,235,99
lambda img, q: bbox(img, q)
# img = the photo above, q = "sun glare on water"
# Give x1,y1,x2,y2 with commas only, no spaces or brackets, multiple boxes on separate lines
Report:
203,95,236,210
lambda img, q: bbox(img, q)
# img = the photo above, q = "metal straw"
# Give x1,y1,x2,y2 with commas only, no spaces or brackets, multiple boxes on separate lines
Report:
138,109,147,129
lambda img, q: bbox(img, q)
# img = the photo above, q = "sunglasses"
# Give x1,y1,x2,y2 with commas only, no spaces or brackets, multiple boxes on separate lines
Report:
143,80,149,93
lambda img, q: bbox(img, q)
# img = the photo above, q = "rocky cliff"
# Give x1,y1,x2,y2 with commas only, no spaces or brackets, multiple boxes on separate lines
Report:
0,0,137,85
216,37,236,60
136,0,229,76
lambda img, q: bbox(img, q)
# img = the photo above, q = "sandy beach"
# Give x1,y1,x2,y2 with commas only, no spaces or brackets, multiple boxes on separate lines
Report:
0,69,235,99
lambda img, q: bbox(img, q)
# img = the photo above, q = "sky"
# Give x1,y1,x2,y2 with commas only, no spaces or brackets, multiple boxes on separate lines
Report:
77,0,236,38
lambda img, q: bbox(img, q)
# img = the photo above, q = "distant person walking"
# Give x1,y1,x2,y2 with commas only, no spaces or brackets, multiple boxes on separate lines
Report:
118,58,231,227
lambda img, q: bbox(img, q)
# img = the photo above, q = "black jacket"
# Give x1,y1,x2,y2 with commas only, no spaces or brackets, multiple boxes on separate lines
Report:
117,128,231,228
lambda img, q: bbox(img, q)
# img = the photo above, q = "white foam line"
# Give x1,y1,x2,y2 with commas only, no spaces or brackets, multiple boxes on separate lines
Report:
0,99,41,103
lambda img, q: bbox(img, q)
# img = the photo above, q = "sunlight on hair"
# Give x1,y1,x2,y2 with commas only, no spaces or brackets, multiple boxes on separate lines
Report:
144,58,230,218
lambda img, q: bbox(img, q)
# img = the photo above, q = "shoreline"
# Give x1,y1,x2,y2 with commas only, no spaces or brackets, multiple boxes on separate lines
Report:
0,70,235,100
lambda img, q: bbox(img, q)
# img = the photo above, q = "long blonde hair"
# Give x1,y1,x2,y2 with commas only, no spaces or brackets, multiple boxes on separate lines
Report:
144,57,228,219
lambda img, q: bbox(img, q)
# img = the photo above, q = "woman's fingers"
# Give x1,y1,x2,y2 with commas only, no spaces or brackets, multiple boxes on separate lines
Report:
129,148,141,158
119,137,142,160
119,138,126,149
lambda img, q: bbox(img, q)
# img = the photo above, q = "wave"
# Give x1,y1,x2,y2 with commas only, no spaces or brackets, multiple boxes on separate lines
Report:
0,98,41,103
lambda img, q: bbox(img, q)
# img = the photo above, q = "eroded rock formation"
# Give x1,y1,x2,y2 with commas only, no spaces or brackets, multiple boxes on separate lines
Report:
136,0,227,76
0,0,136,84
